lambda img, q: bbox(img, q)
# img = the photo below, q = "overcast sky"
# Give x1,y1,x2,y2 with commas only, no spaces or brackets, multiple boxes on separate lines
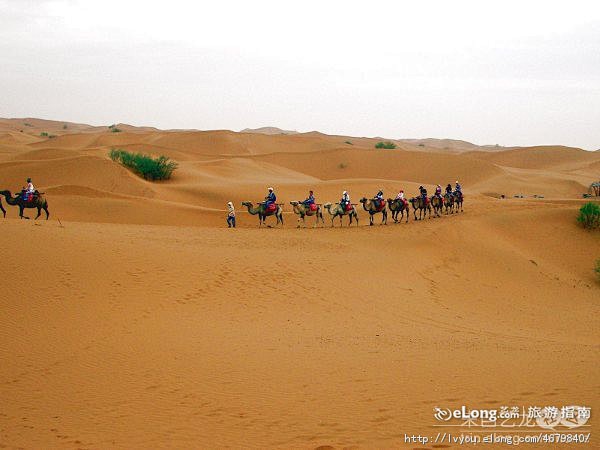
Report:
1,0,599,149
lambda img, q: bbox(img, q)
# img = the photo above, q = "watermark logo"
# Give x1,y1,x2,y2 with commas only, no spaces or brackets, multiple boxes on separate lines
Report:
433,405,591,429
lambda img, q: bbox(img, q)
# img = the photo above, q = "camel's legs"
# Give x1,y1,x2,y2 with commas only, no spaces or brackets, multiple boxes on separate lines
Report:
35,207,41,220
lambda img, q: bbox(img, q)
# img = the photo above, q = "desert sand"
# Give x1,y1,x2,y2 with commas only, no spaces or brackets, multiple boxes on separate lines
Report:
1,118,599,449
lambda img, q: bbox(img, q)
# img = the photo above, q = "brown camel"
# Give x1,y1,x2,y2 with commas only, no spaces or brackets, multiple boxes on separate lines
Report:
359,197,387,226
409,196,431,220
241,201,283,227
454,191,464,212
323,202,359,227
0,190,49,220
430,195,443,217
443,193,455,214
387,198,409,223
290,201,324,228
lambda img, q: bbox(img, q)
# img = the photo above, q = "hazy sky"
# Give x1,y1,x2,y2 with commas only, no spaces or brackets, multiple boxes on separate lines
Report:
1,0,599,149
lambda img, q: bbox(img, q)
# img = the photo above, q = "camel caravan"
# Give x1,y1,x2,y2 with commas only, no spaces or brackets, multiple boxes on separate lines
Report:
238,183,464,228
0,178,50,220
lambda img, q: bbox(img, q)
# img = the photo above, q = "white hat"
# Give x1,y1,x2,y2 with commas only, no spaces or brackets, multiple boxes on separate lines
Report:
268,187,273,191
227,201,233,206
343,190,347,194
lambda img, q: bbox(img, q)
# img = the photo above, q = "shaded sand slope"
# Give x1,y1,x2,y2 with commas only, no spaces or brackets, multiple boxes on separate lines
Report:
0,198,598,449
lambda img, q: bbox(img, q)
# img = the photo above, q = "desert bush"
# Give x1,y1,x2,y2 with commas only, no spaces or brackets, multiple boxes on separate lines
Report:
344,140,353,145
577,202,600,229
40,132,49,137
109,149,178,181
375,141,396,149
338,162,347,169
63,124,68,129
418,143,425,147
108,124,122,133
595,259,600,280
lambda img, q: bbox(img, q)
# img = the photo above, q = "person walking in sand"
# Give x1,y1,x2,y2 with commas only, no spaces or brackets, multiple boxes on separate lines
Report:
226,201,236,228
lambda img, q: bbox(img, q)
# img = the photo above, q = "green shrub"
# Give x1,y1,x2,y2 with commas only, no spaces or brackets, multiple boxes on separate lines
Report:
595,259,600,280
63,124,68,130
108,124,122,133
40,132,49,137
418,143,425,147
344,140,353,145
109,149,178,181
577,202,600,229
338,162,347,169
375,141,396,149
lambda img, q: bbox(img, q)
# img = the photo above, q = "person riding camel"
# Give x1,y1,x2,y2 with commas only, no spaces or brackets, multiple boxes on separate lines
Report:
301,190,315,208
264,187,276,209
454,180,462,198
445,183,453,195
435,184,442,198
340,190,350,210
374,189,384,208
395,189,405,201
419,185,428,202
22,177,36,201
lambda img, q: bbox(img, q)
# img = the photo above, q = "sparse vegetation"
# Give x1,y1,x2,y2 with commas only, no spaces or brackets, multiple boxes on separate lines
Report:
344,140,353,145
109,149,178,181
418,143,425,147
24,122,33,127
577,202,600,229
63,124,68,130
375,141,396,149
108,124,122,133
338,162,347,169
595,259,600,280
40,132,49,137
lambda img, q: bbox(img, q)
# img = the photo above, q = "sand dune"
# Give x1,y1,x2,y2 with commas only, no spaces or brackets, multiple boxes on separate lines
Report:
0,119,598,449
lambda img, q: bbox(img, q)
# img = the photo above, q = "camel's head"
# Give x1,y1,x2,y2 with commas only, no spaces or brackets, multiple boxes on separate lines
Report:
241,201,253,207
387,198,393,203
359,197,367,204
323,202,332,210
289,201,299,206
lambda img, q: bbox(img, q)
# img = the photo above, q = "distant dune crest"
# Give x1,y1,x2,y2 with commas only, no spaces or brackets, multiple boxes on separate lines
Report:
241,126,299,135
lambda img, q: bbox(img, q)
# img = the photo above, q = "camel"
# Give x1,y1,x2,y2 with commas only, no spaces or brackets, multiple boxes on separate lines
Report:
241,201,283,227
0,190,49,220
323,202,359,227
443,193,455,215
430,195,443,217
289,201,324,228
409,196,431,220
454,192,464,212
387,198,409,223
359,197,387,226
0,197,5,218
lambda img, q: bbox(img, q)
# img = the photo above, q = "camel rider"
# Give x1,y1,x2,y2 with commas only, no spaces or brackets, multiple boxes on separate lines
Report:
435,184,442,197
455,180,462,198
395,190,405,201
264,187,276,208
340,190,350,210
301,190,315,207
23,177,35,201
374,189,384,207
419,185,428,202
445,184,453,196
26,178,35,194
